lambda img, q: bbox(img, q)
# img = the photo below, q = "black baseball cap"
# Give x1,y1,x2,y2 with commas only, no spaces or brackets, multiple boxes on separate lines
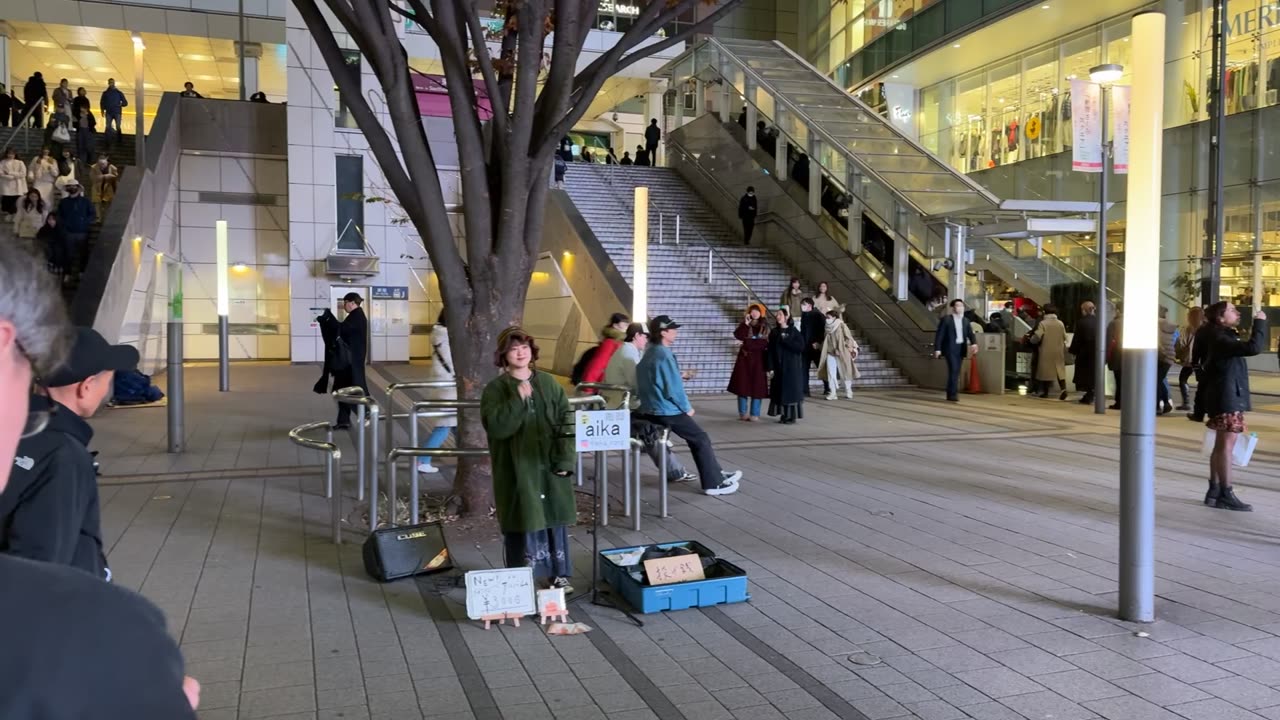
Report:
44,327,140,387
648,315,681,334
342,292,363,304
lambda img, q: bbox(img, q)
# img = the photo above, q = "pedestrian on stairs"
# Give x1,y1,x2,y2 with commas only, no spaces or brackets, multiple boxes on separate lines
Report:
0,147,27,223
634,144,650,167
55,180,94,281
100,79,127,146
819,311,859,400
738,187,758,246
728,304,769,421
619,151,633,166
29,148,58,204
813,282,841,316
645,119,661,166
780,277,805,319
14,189,46,240
0,85,11,129
637,315,743,496
798,298,825,397
89,156,118,222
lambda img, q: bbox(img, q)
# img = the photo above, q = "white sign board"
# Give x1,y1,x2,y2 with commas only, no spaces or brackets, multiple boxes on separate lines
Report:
574,409,631,453
1071,79,1103,172
465,568,536,620
1112,85,1131,175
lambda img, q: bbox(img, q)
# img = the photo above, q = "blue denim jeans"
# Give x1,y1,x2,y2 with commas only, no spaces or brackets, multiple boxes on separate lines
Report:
419,425,452,466
737,396,762,417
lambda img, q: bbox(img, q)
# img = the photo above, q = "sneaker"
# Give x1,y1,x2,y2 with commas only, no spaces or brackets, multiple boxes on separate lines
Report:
704,481,739,496
551,577,574,593
1059,390,1069,401
1176,404,1190,411
721,470,743,485
825,393,837,401
669,472,697,484
1187,413,1204,422
417,461,439,474
1204,484,1221,506
1216,487,1253,512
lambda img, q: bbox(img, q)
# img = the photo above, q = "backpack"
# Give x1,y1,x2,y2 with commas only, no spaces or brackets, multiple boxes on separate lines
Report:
570,346,598,386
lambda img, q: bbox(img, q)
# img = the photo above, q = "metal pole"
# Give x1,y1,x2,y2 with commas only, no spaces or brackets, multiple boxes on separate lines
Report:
355,404,366,503
369,404,380,530
331,457,342,544
676,215,681,245
1096,85,1110,415
238,0,247,101
166,320,184,453
622,446,631,518
1205,0,1226,306
388,454,397,529
218,315,230,391
576,453,583,487
659,429,669,518
132,36,144,170
632,445,642,532
708,249,713,283
325,427,334,498
598,451,609,527
1119,349,1156,620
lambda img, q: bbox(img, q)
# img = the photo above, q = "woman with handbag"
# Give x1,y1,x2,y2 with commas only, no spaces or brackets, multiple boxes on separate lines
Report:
818,310,860,400
481,327,577,591
1200,302,1267,512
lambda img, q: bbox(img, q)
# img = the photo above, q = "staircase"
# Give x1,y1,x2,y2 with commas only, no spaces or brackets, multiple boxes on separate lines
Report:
966,236,1083,305
562,164,910,394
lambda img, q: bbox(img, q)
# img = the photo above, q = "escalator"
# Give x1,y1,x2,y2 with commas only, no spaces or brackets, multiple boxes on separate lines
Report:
657,38,1110,312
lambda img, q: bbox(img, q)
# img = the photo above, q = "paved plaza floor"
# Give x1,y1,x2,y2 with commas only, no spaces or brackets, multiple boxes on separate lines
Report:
91,363,1280,720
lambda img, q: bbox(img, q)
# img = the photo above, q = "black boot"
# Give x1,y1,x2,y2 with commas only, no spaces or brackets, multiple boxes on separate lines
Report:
1204,483,1220,506
1079,392,1094,405
1216,486,1253,512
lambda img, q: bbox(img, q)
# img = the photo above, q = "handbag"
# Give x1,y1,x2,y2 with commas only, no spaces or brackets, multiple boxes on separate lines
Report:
52,125,70,143
330,337,352,372
1201,430,1259,467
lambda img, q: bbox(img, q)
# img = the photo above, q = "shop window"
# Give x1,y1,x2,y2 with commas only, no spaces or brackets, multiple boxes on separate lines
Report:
1021,47,1061,160
336,155,364,251
953,71,986,173
987,60,1020,168
334,48,361,130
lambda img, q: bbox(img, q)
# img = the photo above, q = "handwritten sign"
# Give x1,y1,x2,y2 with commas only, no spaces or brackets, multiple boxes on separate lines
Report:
575,409,630,453
644,555,706,586
465,568,536,620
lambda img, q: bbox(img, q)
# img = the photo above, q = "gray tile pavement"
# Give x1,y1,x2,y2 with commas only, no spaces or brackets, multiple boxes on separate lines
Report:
78,364,1280,719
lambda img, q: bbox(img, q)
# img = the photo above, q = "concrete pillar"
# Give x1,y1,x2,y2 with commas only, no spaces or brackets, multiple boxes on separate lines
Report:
0,22,11,95
646,82,664,165
744,85,757,151
775,121,787,176
694,78,705,117
238,41,263,98
846,169,863,255
719,78,731,121
892,230,909,302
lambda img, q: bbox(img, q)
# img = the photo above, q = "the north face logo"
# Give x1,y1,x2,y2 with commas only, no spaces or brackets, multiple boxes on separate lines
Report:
13,456,33,471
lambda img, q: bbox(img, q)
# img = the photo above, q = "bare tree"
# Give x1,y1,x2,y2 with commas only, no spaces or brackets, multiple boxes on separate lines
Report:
292,0,742,515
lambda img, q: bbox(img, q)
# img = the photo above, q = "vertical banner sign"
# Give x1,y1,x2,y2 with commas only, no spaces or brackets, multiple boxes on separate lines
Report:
1112,85,1131,175
1071,79,1103,172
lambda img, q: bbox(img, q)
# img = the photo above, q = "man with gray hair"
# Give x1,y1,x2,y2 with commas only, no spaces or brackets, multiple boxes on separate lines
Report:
0,242,199,717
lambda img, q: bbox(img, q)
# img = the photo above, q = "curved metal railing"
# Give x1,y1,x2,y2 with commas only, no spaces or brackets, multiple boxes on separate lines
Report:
287,421,344,543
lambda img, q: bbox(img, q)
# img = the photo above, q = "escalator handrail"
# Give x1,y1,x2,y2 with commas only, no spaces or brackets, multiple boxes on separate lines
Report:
699,37,1001,217
577,161,772,313
663,138,931,352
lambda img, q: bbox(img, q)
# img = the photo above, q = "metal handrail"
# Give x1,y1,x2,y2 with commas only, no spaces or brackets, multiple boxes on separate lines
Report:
385,447,490,526
581,162,771,312
333,385,380,517
386,379,455,417
0,99,47,154
288,421,345,544
575,382,632,410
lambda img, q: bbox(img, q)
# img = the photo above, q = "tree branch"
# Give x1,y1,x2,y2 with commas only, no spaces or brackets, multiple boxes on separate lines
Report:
529,0,584,145
463,7,510,133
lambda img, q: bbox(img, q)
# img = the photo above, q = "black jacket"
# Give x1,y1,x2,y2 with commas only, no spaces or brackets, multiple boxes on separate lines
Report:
645,124,661,145
1202,319,1268,416
1069,314,1099,388
315,309,340,393
0,395,107,579
766,322,807,406
1189,322,1215,370
738,193,758,222
337,306,369,387
24,76,47,106
799,309,826,358
934,314,977,358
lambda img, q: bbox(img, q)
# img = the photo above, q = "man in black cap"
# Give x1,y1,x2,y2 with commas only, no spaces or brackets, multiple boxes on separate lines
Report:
0,242,200,716
636,315,743,496
333,291,369,429
0,327,138,579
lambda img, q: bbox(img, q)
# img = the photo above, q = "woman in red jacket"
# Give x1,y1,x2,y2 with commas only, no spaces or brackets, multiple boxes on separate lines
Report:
580,312,630,387
728,304,769,421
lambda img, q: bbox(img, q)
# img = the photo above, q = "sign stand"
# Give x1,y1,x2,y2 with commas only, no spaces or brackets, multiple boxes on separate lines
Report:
568,447,644,628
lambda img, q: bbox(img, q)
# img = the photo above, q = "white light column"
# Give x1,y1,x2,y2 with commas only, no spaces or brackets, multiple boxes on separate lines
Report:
632,188,649,322
1119,10,1165,624
216,220,231,391
132,34,145,167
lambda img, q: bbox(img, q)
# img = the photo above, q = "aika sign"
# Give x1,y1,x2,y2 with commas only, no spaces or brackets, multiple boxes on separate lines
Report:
574,409,630,453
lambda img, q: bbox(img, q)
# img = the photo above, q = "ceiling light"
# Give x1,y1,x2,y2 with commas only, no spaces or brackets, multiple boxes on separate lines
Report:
231,262,249,272
952,43,961,48
52,64,76,70
193,74,219,81
22,40,59,49
132,34,145,50
92,67,114,73
891,74,899,79
1042,3,1050,7
180,53,215,61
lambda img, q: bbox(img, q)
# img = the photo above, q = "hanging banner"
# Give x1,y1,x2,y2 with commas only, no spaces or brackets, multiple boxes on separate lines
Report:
1071,79,1103,172
1112,85,1131,175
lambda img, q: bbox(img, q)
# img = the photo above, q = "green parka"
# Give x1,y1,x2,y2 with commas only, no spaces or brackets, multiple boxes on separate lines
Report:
481,371,577,533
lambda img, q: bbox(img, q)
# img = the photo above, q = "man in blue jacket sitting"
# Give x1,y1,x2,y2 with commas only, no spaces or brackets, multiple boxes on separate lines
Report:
637,315,743,496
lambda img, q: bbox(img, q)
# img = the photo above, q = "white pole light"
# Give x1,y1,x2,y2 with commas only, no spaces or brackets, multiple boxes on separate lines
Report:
632,187,649,322
1089,63,1124,84
215,220,230,316
1121,20,1163,350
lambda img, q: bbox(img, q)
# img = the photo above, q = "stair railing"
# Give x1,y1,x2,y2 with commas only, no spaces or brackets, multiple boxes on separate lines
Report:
0,99,47,152
579,162,771,312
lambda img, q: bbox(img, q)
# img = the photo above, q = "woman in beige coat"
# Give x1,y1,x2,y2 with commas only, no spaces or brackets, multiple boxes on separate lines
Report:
1032,305,1069,400
818,310,860,400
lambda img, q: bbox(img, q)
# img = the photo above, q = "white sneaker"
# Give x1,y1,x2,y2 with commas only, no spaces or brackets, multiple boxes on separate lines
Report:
417,461,439,474
705,481,739,496
721,470,743,485
825,393,837,401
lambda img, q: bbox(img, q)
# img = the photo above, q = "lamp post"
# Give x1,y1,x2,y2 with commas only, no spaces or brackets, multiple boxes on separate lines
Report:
132,33,145,169
1118,11,1165,624
1089,63,1123,415
216,220,230,391
632,187,649,321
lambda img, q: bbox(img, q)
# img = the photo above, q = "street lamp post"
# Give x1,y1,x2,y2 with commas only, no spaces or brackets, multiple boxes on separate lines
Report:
1089,63,1123,416
1118,11,1165,624
132,34,145,169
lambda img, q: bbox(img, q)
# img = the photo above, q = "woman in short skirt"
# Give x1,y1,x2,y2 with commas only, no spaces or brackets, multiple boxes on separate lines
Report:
1200,301,1267,511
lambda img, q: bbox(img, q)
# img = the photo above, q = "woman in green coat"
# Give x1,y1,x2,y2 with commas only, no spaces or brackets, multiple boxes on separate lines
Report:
481,327,577,590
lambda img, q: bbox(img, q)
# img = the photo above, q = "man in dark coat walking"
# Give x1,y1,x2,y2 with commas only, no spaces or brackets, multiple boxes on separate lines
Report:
767,307,806,423
644,118,661,165
332,292,369,429
934,299,977,402
1070,300,1099,404
798,298,826,397
738,187,758,246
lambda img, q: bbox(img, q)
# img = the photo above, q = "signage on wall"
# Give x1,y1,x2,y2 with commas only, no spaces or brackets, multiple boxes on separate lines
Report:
1112,85,1130,175
371,286,409,300
599,0,640,17
1070,79,1130,175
